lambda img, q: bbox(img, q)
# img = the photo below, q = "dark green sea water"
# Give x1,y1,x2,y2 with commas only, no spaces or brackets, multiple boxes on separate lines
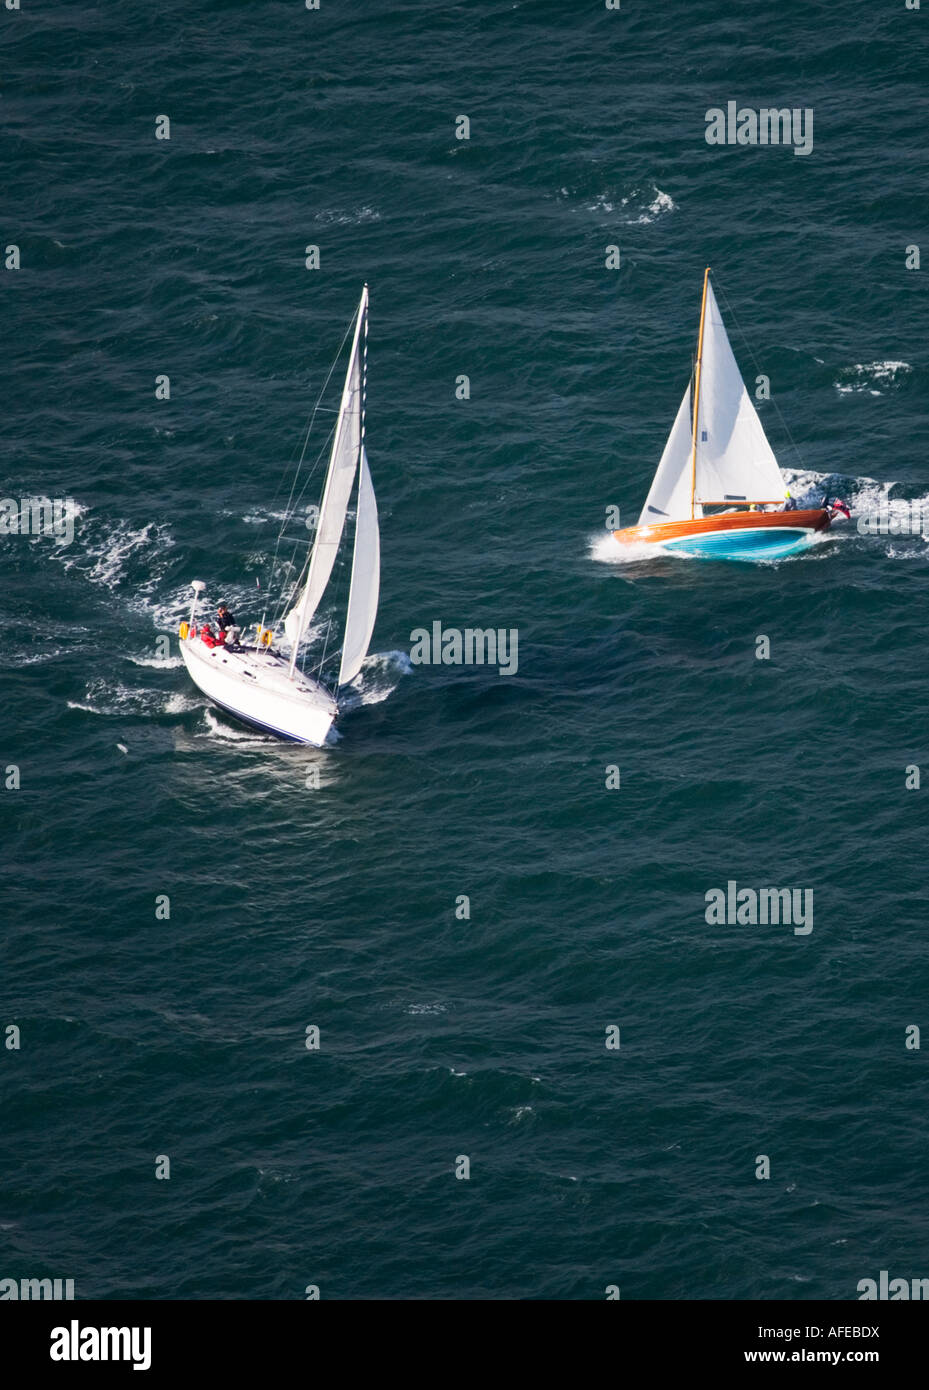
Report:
2,0,928,1299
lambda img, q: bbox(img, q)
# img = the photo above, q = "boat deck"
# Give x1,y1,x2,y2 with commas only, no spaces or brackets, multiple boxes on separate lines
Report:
183,639,337,710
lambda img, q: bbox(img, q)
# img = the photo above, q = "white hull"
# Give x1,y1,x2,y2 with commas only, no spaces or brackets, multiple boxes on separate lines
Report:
180,636,337,745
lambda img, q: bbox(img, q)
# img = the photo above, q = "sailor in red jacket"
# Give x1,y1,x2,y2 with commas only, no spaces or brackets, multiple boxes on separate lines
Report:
200,622,221,649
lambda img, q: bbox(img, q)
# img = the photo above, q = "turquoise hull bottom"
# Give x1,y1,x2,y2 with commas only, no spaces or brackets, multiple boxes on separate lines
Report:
662,526,815,561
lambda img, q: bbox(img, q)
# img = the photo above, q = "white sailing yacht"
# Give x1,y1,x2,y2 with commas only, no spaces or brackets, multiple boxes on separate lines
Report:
178,285,380,744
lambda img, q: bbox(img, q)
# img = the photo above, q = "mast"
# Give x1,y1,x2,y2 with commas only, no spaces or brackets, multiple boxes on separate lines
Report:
360,284,367,468
690,266,710,519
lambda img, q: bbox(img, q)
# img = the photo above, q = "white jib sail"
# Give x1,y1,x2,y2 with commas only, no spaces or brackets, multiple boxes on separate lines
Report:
694,281,786,506
284,287,367,648
337,446,380,687
638,383,701,524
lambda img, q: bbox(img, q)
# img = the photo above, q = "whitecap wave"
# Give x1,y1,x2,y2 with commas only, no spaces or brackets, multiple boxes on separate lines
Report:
55,514,175,593
67,679,161,717
163,692,201,714
83,522,172,590
202,709,275,743
126,654,183,669
787,470,929,537
143,586,197,632
231,508,291,525
313,206,381,226
885,544,928,560
633,189,676,224
338,649,412,708
578,184,676,224
835,360,912,395
8,650,65,668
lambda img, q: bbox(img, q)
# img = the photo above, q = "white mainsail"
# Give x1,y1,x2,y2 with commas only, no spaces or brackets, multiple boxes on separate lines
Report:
637,276,787,524
638,383,700,524
694,281,785,506
284,285,368,648
337,446,380,686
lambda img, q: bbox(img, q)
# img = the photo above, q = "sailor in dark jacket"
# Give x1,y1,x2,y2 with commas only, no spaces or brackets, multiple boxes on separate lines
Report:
216,602,243,650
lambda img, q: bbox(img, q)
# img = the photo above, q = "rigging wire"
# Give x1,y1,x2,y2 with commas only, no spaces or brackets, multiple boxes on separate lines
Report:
271,296,365,689
245,303,360,664
258,309,357,610
712,273,808,476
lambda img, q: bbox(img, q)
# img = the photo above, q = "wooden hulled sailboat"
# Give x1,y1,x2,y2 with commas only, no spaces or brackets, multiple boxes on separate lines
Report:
178,285,380,745
613,269,840,560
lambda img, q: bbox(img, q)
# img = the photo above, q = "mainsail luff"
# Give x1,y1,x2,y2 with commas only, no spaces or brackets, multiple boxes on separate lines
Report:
284,286,368,663
690,267,711,519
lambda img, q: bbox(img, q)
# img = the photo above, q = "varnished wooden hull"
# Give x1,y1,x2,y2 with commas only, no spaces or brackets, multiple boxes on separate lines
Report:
613,509,831,560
